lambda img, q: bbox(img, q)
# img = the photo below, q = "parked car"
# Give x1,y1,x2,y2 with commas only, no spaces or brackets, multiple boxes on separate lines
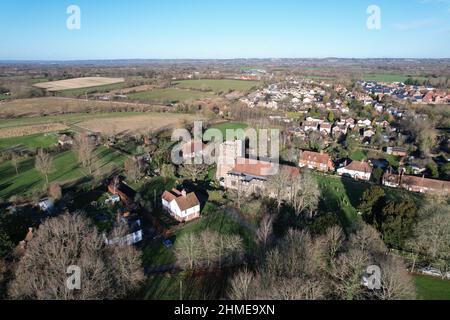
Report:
420,267,442,278
163,239,173,248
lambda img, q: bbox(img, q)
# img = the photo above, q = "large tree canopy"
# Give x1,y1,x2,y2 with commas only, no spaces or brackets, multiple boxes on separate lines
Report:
8,213,144,300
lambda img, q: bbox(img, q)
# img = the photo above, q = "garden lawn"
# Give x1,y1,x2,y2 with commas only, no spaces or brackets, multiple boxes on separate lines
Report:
142,271,228,300
210,122,249,137
350,149,368,161
0,147,126,199
315,174,366,228
0,133,58,151
414,275,450,300
173,203,255,251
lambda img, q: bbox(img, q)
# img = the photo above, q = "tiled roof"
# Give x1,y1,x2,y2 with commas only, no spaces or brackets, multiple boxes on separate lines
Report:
344,161,372,173
175,193,200,211
231,157,300,178
299,151,331,165
162,188,200,211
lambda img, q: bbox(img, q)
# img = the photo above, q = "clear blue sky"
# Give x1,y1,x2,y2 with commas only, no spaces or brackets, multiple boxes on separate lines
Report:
0,0,449,60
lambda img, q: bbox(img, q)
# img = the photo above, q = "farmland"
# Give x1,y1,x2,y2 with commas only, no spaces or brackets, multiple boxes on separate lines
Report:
33,77,125,92
174,79,260,93
54,82,127,98
128,88,214,104
0,97,155,118
77,112,204,135
362,73,427,83
0,123,69,139
0,112,203,144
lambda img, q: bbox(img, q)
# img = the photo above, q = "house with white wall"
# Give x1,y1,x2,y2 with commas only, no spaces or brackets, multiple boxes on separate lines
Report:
162,188,201,222
337,160,373,181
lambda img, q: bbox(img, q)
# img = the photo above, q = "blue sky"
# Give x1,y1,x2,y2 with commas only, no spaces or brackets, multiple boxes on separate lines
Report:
0,0,449,60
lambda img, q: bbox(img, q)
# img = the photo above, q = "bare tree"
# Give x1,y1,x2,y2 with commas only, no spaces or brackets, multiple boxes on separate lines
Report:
228,224,416,301
8,213,144,300
266,170,291,212
175,230,244,270
174,233,199,270
409,203,450,278
376,255,416,300
227,268,255,300
256,214,274,249
48,182,62,200
160,163,175,182
35,149,52,186
179,163,208,182
125,158,142,183
11,153,19,175
323,225,345,260
74,135,97,175
292,171,321,218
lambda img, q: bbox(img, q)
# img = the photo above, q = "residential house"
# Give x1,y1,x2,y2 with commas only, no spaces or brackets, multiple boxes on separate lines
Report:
364,129,376,139
383,172,450,195
337,160,373,181
104,213,143,245
108,180,137,205
58,134,74,146
320,123,332,135
162,188,201,222
386,147,408,157
358,119,372,127
302,121,319,132
332,125,347,138
299,150,334,172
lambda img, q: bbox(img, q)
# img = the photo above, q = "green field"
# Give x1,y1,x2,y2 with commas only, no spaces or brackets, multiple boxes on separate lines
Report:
54,82,126,97
0,94,9,101
174,79,260,93
303,75,337,81
0,147,127,199
0,133,58,151
209,122,249,137
128,88,214,104
363,73,427,83
414,275,450,300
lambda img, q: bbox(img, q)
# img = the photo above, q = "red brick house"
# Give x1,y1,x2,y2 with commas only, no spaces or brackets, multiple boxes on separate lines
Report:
299,150,334,172
383,172,450,195
108,180,137,205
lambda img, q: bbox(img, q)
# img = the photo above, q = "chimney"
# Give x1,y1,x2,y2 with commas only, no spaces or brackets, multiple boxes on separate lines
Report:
182,189,187,197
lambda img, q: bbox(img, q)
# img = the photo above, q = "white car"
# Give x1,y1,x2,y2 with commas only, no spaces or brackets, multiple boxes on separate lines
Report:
420,267,442,278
